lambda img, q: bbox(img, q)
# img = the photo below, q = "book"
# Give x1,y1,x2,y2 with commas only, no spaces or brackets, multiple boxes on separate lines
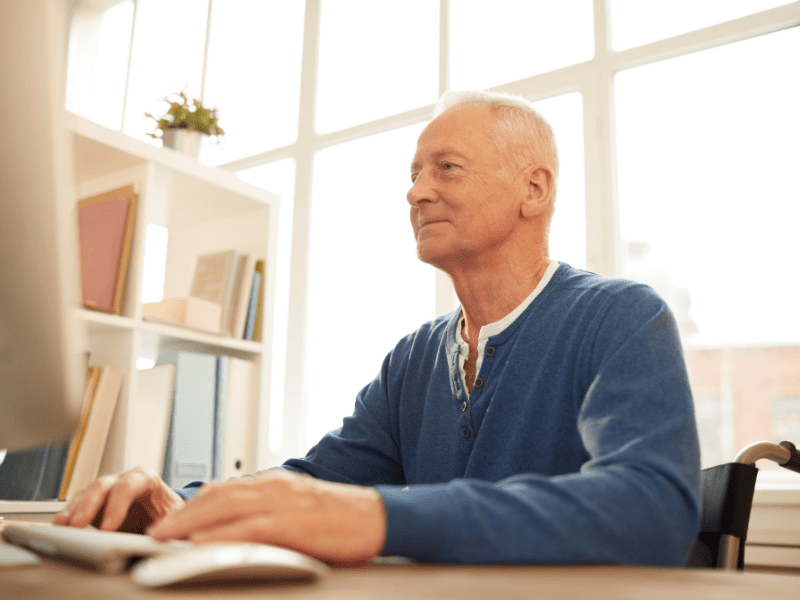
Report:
231,254,257,338
142,296,222,333
77,185,138,314
62,367,125,500
243,270,262,341
127,364,176,474
58,366,103,500
212,357,229,480
189,250,241,336
218,357,256,480
160,353,217,489
252,259,266,342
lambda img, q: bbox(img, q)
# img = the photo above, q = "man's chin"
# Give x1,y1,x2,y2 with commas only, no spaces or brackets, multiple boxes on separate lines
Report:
416,244,452,270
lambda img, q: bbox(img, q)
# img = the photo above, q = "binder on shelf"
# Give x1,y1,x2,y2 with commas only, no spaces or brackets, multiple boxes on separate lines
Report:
142,296,222,333
77,185,138,314
127,364,176,474
61,367,125,500
218,357,256,480
160,353,217,489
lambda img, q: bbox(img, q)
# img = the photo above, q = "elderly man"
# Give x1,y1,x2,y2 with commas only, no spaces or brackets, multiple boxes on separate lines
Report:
56,90,702,566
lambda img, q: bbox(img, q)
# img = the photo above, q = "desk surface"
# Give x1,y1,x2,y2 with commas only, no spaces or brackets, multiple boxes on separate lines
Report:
1,559,798,600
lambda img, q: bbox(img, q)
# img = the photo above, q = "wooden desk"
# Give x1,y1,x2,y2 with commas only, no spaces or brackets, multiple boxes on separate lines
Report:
1,559,798,600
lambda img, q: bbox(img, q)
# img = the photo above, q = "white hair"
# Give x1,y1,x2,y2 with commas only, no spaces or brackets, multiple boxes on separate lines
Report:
433,89,560,217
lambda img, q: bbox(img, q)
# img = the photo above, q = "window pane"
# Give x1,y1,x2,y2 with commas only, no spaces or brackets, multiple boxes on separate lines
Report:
315,1,438,134
609,0,792,51
67,0,134,129
236,159,297,453
123,0,209,142
615,27,800,468
530,93,586,270
201,1,305,166
449,0,594,90
306,123,434,445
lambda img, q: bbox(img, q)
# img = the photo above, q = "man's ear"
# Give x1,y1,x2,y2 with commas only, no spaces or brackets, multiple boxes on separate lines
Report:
521,165,554,219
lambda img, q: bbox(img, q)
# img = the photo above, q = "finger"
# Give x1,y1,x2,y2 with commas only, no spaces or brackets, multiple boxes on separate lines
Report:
188,512,374,565
61,475,118,528
53,490,88,525
148,481,267,540
97,468,155,531
188,514,277,546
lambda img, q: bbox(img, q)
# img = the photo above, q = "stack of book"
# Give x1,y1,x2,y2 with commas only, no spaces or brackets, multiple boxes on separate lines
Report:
143,250,264,341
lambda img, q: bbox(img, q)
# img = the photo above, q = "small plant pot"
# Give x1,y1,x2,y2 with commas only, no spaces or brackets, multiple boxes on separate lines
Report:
161,129,203,158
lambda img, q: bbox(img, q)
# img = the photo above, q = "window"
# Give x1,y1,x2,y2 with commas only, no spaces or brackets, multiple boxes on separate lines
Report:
615,25,800,469
305,123,433,445
66,0,134,129
202,0,305,166
122,0,209,142
531,93,586,270
449,0,594,89
66,2,800,484
315,0,439,134
609,0,794,50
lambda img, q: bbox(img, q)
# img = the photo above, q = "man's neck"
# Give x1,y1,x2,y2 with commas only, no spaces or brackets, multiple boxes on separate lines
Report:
451,253,551,348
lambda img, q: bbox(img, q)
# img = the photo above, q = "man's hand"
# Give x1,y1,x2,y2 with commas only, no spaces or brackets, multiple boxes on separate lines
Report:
52,466,185,533
147,470,387,565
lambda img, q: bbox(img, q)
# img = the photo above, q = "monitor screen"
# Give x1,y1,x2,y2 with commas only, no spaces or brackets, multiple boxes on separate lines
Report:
0,0,86,452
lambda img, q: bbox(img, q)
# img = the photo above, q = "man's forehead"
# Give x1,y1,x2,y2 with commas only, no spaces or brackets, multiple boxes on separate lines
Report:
411,105,495,168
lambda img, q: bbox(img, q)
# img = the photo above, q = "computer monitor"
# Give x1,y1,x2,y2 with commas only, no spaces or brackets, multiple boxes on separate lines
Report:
0,0,86,452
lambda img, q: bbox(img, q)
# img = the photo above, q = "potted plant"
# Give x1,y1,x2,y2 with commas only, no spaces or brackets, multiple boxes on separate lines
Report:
145,89,224,157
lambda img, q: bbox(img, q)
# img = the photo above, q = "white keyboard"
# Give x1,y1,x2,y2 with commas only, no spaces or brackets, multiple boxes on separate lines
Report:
1,523,190,573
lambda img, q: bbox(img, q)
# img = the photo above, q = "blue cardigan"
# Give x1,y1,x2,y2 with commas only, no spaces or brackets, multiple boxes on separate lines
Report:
182,263,702,565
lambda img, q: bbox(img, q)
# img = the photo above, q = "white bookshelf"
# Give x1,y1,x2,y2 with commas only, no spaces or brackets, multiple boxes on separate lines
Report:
67,113,280,479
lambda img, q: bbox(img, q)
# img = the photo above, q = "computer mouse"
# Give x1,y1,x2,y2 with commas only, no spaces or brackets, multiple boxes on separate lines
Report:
130,542,329,587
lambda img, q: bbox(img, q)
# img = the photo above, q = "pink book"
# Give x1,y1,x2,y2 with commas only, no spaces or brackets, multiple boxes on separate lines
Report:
78,186,138,313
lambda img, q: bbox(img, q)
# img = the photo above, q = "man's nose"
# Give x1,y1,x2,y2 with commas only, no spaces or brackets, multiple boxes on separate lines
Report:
407,170,435,206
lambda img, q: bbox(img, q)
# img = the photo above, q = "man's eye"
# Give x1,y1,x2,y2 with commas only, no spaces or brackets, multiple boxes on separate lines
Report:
442,163,454,170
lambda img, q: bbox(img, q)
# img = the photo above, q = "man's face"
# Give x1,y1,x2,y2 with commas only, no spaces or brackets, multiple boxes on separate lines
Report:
408,104,526,271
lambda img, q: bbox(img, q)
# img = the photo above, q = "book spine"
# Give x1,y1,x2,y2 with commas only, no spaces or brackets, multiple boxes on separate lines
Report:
162,353,217,489
253,260,266,342
212,356,229,480
243,271,261,341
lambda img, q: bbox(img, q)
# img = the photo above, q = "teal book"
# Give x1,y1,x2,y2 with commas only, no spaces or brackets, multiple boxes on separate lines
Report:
160,352,218,489
243,271,261,341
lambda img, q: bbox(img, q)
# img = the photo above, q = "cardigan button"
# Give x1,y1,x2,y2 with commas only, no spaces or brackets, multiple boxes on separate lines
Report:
462,427,471,439
485,346,495,357
461,401,467,412
474,377,483,388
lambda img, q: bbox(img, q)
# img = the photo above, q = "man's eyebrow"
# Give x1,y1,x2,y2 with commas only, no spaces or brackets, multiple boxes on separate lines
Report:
410,150,465,172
